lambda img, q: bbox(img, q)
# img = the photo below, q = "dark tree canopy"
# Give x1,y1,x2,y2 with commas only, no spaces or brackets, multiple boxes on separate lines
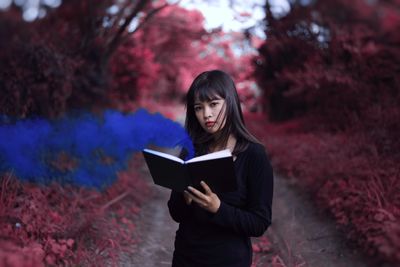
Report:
256,0,400,126
0,0,170,117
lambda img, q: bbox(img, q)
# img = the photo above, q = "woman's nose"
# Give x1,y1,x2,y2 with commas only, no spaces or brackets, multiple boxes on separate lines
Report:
204,107,212,118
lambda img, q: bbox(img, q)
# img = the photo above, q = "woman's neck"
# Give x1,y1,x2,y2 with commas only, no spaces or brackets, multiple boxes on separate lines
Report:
209,134,237,153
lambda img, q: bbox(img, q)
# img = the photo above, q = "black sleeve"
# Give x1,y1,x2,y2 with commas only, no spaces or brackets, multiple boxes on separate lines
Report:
208,145,274,237
167,190,192,223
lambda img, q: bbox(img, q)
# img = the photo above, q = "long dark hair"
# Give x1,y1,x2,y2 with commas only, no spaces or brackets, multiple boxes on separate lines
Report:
185,70,262,156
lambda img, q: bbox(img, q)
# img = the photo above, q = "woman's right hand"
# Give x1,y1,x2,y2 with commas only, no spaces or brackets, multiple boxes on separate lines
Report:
183,191,193,205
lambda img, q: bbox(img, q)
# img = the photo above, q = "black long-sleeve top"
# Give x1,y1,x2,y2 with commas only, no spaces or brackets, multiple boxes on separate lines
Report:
168,142,274,267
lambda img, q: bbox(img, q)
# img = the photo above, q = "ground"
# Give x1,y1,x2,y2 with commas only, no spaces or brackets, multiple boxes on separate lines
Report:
253,175,367,267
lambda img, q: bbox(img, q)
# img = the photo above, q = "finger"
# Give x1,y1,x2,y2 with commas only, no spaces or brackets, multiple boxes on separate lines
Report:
188,193,207,206
200,181,212,195
188,186,210,203
183,190,193,199
185,190,202,202
187,186,208,201
183,191,193,204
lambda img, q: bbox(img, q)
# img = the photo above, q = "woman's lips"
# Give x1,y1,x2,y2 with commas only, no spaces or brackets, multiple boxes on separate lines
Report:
205,121,215,127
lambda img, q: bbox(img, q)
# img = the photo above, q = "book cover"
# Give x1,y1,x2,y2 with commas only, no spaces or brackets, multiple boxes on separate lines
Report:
142,148,237,193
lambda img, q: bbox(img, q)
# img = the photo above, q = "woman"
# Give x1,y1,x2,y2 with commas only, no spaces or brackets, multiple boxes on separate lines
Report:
168,70,274,267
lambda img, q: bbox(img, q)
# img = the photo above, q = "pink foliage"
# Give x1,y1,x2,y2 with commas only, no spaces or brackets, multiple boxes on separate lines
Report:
254,2,400,263
246,114,400,265
109,4,259,111
0,155,150,266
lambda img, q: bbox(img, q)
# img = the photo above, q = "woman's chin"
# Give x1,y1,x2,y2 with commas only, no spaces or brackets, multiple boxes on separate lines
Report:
204,126,224,135
205,129,217,134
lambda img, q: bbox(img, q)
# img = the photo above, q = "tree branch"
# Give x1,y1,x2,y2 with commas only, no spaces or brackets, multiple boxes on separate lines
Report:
119,2,171,45
101,1,132,40
102,0,149,63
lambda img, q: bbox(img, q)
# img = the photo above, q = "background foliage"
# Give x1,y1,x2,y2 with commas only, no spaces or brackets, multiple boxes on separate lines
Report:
0,0,399,265
255,0,400,264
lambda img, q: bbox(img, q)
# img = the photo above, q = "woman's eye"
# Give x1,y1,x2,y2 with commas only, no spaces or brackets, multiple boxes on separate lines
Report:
194,106,202,112
210,102,218,107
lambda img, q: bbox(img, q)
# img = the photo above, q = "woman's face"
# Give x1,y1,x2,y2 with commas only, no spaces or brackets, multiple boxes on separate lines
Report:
194,95,226,134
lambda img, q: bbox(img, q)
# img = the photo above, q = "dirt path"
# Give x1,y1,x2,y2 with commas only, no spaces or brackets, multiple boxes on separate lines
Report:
119,179,176,267
121,167,371,267
254,174,368,267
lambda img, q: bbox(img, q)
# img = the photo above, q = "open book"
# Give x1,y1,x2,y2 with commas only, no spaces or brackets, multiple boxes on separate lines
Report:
142,148,237,193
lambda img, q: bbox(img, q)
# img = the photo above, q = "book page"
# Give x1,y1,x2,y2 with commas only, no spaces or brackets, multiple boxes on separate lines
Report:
185,149,232,163
143,149,184,164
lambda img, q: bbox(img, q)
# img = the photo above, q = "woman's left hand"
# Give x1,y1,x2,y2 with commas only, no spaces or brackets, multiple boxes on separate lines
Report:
184,181,221,213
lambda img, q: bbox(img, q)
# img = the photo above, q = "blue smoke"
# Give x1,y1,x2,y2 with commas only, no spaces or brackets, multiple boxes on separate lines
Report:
0,108,194,189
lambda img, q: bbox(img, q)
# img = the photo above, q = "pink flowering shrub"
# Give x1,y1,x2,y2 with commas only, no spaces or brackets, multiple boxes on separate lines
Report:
0,155,150,266
246,113,400,265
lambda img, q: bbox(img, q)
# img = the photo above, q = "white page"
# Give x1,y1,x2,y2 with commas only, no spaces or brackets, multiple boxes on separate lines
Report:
143,148,184,164
185,149,232,163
